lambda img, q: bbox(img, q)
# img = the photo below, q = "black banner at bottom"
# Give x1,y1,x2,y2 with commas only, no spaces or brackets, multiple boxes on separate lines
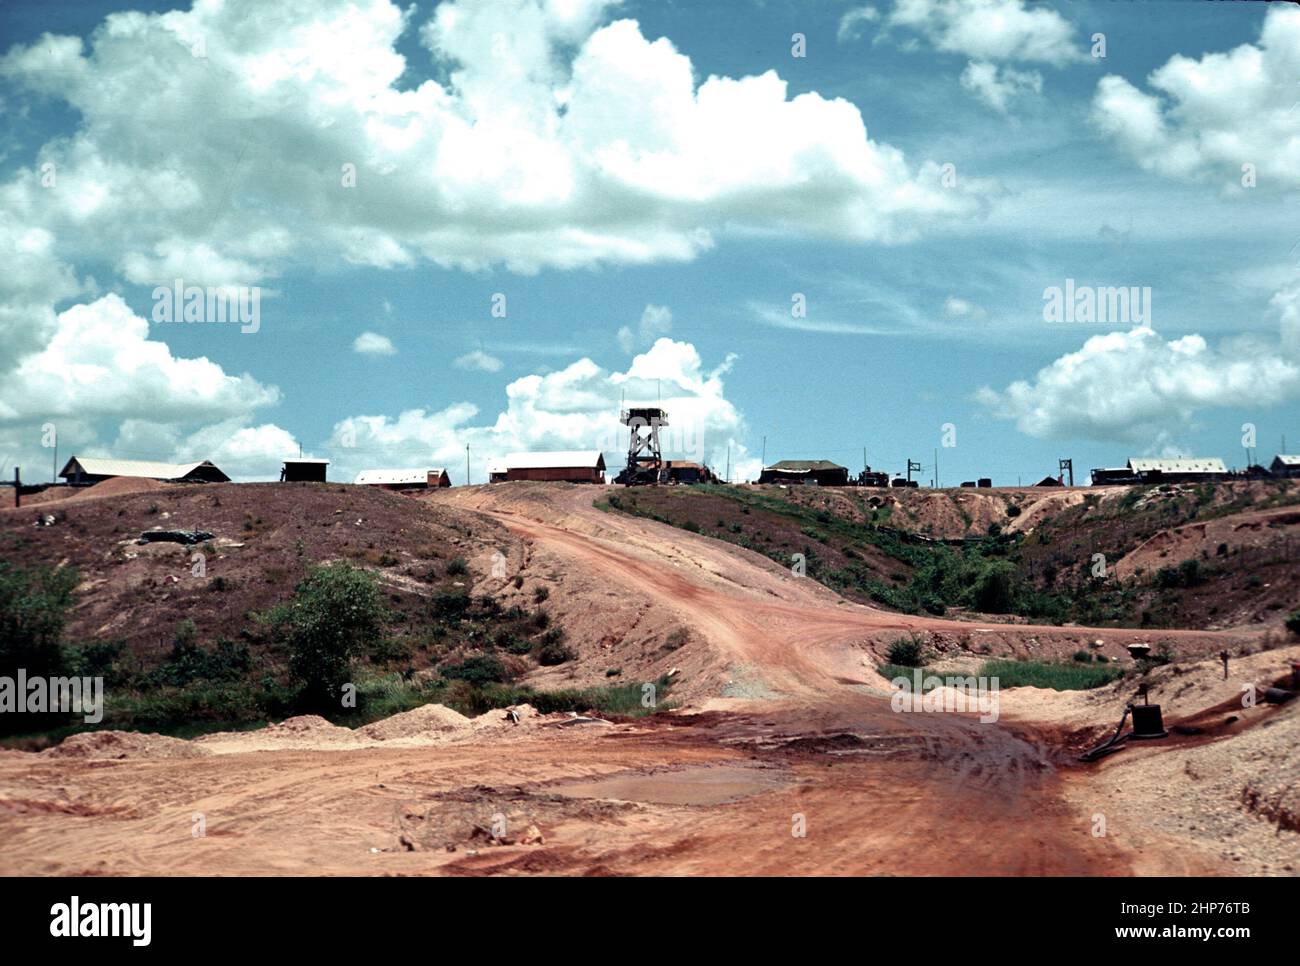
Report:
0,875,1291,953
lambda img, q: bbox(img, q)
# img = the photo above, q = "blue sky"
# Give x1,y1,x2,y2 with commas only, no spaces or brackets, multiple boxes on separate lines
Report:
1,0,1296,485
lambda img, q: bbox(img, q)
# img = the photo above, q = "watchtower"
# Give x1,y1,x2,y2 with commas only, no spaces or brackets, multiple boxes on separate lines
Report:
621,407,667,484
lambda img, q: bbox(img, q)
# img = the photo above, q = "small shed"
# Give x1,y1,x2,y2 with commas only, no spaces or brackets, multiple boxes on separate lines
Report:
353,468,451,490
486,458,508,484
281,458,329,483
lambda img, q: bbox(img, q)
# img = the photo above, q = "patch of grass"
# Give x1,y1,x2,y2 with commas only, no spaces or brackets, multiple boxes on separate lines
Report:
977,659,1124,691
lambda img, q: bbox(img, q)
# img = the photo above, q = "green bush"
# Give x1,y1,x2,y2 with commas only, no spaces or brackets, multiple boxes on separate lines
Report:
0,561,77,679
968,559,1017,613
446,556,469,576
279,562,385,708
430,589,471,620
1286,611,1300,636
441,654,507,685
886,635,925,668
537,641,576,666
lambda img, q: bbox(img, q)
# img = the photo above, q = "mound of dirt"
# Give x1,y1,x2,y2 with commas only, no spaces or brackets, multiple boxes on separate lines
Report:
471,703,541,732
44,730,209,760
358,704,472,740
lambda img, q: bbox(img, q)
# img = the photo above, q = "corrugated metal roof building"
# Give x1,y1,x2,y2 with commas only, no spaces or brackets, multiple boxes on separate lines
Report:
1092,457,1228,486
59,456,230,485
353,468,451,489
502,451,606,484
1127,457,1227,476
1270,454,1300,478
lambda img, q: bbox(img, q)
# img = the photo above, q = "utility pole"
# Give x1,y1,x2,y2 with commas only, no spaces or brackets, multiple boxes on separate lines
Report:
934,448,939,489
52,427,57,485
726,443,731,484
465,444,471,486
13,467,19,509
907,459,921,484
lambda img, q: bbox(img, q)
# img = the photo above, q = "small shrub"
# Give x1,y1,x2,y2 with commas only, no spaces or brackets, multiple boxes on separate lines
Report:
664,627,689,650
446,556,469,577
537,641,576,666
533,586,549,603
886,635,925,668
441,655,507,685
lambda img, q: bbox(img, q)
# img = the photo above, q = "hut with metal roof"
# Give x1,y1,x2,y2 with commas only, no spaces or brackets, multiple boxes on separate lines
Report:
353,468,451,490
59,455,229,486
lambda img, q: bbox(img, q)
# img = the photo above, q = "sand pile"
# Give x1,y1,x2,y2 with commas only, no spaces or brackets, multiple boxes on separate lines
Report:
358,704,472,741
471,703,541,732
44,730,209,760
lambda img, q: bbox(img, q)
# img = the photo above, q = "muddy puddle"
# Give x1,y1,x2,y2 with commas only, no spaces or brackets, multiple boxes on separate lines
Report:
548,764,789,806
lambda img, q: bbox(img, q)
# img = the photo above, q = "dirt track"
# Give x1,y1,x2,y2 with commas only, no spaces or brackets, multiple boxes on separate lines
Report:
0,483,1285,875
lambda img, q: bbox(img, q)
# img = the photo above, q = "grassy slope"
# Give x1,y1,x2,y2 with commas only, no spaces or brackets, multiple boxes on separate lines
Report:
600,481,1300,631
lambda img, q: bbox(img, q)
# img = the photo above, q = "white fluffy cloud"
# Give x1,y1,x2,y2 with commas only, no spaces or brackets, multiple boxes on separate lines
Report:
0,0,980,308
329,338,757,483
976,283,1300,441
885,0,1083,64
1,294,279,423
353,331,397,356
837,6,880,44
617,303,673,353
453,349,503,372
960,61,1042,113
1092,6,1300,187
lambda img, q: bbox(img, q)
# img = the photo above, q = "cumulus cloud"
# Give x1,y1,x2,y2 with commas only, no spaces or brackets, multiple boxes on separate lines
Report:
837,6,880,44
1091,6,1300,187
0,0,982,313
454,349,503,372
617,303,673,353
353,331,397,356
1,294,279,423
976,283,1300,441
960,61,1042,113
328,338,757,483
885,0,1084,64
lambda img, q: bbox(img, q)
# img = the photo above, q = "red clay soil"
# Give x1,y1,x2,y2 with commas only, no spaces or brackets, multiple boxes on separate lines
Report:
0,482,1283,876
